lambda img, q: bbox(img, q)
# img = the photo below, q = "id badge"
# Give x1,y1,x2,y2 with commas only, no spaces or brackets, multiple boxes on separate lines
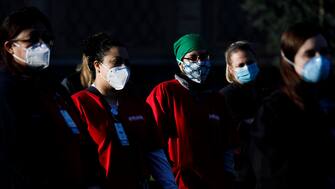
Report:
59,109,80,134
114,122,130,146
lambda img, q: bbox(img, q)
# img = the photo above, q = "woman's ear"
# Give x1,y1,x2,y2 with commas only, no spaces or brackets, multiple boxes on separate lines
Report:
178,62,184,73
93,60,100,73
228,63,234,75
4,41,14,54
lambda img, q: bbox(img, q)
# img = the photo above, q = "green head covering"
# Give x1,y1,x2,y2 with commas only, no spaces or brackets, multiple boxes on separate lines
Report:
173,34,207,62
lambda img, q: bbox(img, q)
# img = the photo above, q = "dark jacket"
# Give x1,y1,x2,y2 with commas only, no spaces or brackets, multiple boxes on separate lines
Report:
220,83,264,189
249,85,335,189
0,68,95,188
219,64,282,187
61,71,85,95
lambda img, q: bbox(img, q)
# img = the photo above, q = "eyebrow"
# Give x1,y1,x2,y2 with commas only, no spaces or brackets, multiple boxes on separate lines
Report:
184,54,198,58
10,38,32,43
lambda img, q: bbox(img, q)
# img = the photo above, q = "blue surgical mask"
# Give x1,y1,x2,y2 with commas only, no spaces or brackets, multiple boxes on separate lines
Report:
234,63,259,84
301,56,331,83
282,53,331,83
177,59,211,83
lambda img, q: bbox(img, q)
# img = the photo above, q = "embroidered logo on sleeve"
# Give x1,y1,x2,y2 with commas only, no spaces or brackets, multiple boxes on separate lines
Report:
128,115,145,121
209,114,220,121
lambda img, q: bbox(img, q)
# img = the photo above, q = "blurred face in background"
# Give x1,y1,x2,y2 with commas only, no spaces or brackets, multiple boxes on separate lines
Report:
8,29,34,67
293,34,329,76
228,49,258,84
5,27,53,69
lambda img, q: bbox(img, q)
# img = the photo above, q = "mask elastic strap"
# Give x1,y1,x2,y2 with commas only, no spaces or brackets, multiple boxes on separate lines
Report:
13,42,21,48
281,51,295,66
100,63,110,70
98,63,110,84
177,59,184,65
12,53,26,63
12,43,27,63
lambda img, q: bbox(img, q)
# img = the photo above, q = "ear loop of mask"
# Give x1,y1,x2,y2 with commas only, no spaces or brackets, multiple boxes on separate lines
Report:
177,59,184,70
281,51,295,66
177,59,183,65
12,43,27,63
98,63,111,84
92,63,111,88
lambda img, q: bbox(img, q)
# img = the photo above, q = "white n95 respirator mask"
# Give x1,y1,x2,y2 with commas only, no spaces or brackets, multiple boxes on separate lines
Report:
13,42,50,69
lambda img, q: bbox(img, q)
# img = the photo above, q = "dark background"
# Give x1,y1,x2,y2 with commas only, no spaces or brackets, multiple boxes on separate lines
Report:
1,0,334,96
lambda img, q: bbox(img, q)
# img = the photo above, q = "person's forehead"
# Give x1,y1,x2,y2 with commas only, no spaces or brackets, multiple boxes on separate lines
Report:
231,50,253,61
13,27,52,42
185,50,207,56
104,47,129,58
13,29,33,40
300,34,327,51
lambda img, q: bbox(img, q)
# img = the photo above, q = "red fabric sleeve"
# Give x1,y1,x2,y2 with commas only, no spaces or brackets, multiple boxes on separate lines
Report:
146,83,176,143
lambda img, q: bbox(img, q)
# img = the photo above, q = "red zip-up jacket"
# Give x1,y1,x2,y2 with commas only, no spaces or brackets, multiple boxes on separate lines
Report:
146,75,234,189
72,87,163,188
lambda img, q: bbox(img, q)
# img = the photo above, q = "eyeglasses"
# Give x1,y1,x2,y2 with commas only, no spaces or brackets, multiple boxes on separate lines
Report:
183,53,210,62
10,30,54,47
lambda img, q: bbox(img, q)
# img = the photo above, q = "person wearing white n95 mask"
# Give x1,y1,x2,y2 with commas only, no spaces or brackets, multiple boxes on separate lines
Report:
12,42,50,69
100,63,130,90
5,27,53,71
1,7,89,188
71,33,177,189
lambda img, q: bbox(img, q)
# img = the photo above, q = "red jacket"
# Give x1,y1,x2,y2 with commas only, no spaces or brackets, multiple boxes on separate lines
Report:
146,77,233,189
72,87,163,188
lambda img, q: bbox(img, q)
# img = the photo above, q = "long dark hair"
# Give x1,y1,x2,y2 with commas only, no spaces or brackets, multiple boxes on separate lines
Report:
0,7,53,73
280,22,322,109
